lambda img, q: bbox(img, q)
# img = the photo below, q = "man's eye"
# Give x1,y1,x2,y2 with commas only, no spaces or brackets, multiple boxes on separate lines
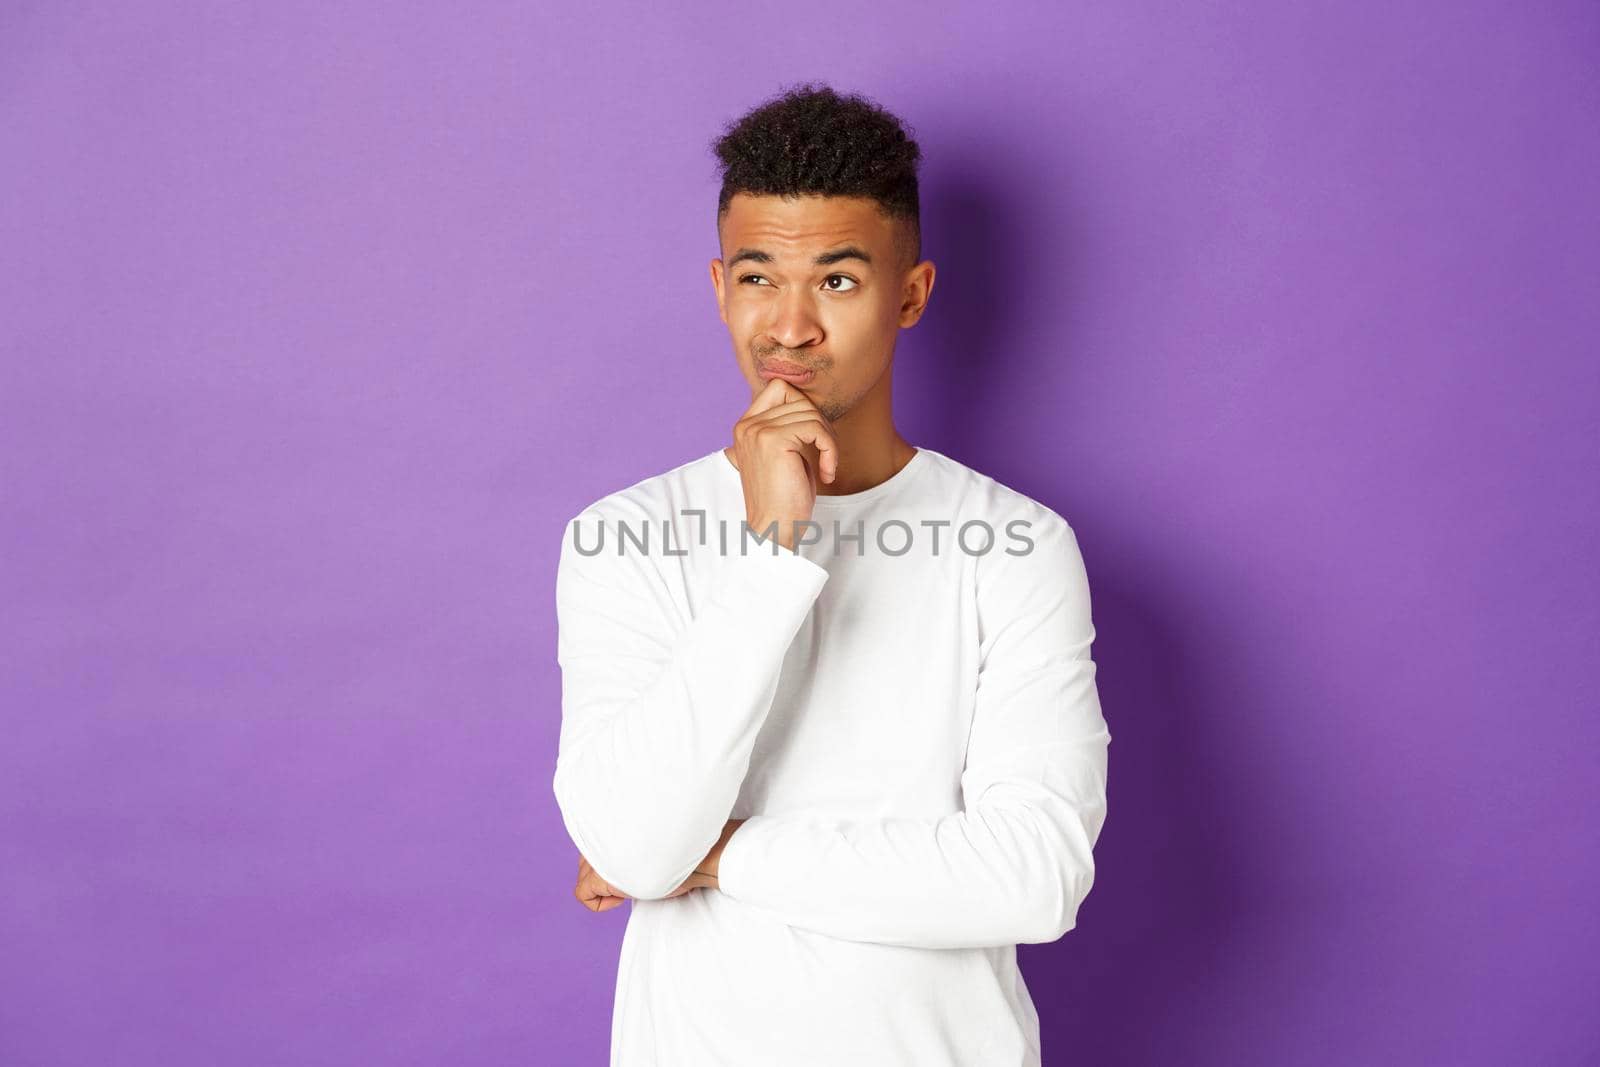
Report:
737,274,858,291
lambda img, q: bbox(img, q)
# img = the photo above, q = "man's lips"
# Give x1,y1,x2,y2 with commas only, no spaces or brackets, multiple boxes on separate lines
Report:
757,360,816,384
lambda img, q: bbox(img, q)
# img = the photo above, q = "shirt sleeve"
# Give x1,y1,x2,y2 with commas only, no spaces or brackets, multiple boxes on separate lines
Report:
715,516,1111,949
551,506,830,901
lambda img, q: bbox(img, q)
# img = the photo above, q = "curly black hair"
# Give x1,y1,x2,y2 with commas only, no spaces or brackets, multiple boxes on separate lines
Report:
709,81,923,271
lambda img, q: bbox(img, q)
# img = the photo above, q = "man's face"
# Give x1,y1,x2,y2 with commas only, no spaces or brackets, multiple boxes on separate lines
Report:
710,193,933,424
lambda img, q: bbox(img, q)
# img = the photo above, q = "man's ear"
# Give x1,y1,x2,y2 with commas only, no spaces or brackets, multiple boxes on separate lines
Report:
710,258,728,325
898,259,936,328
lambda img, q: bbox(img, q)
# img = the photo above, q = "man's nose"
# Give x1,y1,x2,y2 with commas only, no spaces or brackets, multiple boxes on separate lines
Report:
764,288,824,350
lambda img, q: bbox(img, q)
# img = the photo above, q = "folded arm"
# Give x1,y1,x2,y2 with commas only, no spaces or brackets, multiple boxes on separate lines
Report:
551,506,829,901
715,517,1111,949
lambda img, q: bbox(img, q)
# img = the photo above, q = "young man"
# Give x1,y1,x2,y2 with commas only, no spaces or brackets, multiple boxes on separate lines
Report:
552,82,1112,1066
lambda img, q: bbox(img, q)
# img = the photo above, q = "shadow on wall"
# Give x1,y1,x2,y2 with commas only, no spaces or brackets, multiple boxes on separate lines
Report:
911,136,1327,1064
907,131,1089,489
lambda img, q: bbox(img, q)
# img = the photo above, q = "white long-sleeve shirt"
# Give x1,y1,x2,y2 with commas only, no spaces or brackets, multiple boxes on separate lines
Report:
552,444,1111,1067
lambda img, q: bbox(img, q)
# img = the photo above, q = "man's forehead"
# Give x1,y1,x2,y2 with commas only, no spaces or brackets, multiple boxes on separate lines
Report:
720,193,891,252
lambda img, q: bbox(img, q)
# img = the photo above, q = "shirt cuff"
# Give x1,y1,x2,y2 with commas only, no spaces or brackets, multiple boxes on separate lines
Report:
716,814,770,900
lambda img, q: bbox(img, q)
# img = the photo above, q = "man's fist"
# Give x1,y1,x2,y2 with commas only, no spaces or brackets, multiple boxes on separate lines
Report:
575,853,629,912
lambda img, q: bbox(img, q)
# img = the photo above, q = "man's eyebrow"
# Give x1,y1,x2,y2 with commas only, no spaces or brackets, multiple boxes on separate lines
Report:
727,245,874,270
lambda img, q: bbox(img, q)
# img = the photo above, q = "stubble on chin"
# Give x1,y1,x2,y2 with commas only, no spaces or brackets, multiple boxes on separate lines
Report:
816,398,849,423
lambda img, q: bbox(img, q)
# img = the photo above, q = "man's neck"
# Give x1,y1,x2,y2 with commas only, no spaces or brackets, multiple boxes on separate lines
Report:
810,367,912,495
815,424,915,496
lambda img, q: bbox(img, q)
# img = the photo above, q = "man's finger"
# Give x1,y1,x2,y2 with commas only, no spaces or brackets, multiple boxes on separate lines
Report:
744,373,806,416
742,398,830,427
753,414,839,484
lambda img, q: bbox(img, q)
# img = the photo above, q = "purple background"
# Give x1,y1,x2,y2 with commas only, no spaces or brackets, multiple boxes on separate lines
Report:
2,2,1596,1064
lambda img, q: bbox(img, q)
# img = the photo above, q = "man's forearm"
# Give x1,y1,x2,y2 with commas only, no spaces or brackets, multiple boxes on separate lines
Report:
554,521,828,900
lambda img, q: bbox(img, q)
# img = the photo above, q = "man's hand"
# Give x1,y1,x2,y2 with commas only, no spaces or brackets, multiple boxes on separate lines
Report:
574,820,747,911
575,853,630,912
728,377,839,550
